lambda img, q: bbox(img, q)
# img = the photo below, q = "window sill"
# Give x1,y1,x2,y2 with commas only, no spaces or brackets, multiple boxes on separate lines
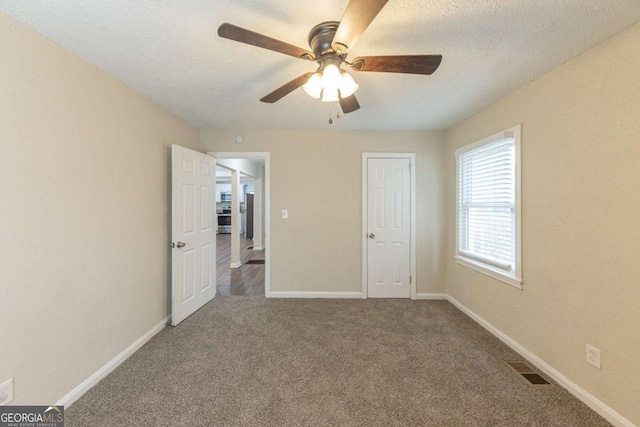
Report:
454,255,523,289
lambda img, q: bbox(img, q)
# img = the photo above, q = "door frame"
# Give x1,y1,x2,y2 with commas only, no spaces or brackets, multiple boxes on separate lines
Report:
362,153,417,299
208,151,271,297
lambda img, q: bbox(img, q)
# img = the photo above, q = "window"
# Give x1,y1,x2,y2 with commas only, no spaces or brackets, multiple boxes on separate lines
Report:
455,125,522,288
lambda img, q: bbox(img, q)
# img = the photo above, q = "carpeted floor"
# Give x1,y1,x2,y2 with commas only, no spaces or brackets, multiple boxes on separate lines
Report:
67,298,610,426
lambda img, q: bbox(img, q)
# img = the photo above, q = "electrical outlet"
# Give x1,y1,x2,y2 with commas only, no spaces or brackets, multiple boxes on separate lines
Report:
586,344,601,369
0,378,13,406
281,209,288,219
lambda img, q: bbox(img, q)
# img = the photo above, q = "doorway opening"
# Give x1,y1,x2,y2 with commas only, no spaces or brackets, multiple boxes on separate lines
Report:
210,152,270,297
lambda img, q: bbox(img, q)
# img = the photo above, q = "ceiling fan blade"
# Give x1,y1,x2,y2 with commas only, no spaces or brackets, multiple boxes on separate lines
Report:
350,55,443,75
339,94,360,114
260,73,314,103
332,0,389,54
218,23,314,60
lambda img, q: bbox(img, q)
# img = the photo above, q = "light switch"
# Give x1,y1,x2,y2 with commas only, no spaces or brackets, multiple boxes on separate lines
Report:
281,209,288,219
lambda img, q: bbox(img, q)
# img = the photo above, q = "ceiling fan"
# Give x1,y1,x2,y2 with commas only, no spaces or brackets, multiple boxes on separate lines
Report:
218,0,442,114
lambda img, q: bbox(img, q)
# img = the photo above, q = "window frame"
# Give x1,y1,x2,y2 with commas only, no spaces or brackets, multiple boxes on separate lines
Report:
454,125,523,289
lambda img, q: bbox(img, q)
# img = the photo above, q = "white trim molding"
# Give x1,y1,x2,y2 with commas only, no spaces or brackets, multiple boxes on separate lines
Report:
446,296,634,427
454,256,523,289
415,293,449,300
361,153,417,299
269,291,365,299
229,262,242,269
56,316,169,408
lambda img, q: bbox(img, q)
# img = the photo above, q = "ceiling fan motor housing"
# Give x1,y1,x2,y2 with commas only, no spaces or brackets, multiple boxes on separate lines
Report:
308,21,346,60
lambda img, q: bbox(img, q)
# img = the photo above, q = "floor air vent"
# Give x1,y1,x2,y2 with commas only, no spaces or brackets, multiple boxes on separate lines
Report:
246,260,265,265
506,361,550,385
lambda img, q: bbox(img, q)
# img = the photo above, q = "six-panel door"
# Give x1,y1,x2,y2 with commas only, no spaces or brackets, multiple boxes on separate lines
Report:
171,145,216,325
367,158,411,298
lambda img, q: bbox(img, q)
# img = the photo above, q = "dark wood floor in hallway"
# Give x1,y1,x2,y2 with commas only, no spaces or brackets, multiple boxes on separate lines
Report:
216,233,264,296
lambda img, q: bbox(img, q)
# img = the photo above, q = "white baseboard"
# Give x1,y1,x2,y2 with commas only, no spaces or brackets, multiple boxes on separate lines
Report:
415,293,448,300
269,291,365,299
253,246,264,251
229,262,241,269
446,296,634,427
56,316,169,408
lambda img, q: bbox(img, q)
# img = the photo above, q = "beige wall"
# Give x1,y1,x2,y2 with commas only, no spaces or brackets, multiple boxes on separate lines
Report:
201,130,447,295
0,13,201,404
444,22,640,424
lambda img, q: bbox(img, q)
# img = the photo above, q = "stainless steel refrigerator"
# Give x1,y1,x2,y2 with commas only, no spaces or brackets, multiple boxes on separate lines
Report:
246,193,254,239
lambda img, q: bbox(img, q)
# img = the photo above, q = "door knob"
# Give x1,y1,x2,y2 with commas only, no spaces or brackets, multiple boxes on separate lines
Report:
368,233,375,239
176,241,186,248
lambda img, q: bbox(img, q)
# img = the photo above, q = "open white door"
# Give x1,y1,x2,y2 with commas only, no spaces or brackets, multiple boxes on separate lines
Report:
171,145,216,326
366,157,411,298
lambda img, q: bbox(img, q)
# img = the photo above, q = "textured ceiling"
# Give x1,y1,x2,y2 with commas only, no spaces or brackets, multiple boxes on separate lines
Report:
1,0,639,130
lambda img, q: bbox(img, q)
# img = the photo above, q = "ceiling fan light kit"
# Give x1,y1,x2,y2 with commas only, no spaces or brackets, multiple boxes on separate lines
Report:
217,0,441,115
303,58,359,102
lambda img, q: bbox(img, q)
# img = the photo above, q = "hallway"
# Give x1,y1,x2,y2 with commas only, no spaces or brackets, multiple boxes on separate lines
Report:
216,233,265,296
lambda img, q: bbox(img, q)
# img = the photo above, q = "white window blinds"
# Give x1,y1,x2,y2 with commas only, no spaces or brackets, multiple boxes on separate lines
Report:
457,137,516,272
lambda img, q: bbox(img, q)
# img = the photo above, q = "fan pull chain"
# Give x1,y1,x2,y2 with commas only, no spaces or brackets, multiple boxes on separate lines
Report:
328,102,341,124
328,103,334,124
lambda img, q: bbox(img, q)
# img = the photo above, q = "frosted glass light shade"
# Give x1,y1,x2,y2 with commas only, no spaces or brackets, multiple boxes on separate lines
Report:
321,64,341,87
321,87,339,102
339,71,359,98
303,73,323,99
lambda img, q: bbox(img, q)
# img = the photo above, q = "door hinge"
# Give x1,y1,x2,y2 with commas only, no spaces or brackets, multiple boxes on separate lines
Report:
410,276,412,284
170,242,175,248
